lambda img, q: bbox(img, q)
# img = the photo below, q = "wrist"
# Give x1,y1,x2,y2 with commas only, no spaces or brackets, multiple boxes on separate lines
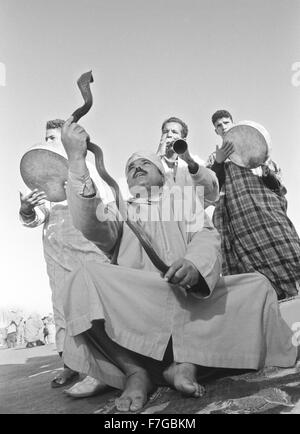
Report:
20,207,35,217
215,156,224,164
68,158,88,175
68,154,86,163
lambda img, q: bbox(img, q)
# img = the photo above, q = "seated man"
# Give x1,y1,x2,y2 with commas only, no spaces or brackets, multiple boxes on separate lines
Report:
60,118,297,412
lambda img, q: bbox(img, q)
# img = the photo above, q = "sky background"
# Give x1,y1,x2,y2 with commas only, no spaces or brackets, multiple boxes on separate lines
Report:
0,0,300,315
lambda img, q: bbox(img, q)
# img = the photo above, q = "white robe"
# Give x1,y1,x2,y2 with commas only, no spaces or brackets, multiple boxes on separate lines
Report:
19,161,112,352
61,177,297,389
161,155,219,208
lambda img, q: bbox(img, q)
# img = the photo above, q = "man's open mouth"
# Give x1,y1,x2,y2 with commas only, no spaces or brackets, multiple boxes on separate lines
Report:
134,171,147,178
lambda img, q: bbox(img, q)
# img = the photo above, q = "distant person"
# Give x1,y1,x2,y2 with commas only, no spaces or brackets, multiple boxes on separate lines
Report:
6,321,17,348
0,329,5,347
47,316,56,344
24,313,44,348
42,317,50,344
19,119,112,387
17,317,26,346
206,109,300,299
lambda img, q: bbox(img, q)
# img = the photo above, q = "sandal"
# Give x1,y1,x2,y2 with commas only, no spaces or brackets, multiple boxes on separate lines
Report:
64,376,107,398
51,368,79,388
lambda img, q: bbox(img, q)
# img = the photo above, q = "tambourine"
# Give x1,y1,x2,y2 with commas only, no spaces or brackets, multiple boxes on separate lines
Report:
20,143,68,202
224,121,271,169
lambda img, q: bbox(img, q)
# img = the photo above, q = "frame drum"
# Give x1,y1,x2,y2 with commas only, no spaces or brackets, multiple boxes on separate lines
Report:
20,146,69,202
223,121,271,169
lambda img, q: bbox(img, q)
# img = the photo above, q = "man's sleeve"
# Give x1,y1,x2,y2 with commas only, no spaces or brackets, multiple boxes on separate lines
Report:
184,215,222,299
67,170,122,255
209,160,226,191
206,151,226,191
19,203,50,228
189,155,219,205
86,160,115,204
263,159,287,196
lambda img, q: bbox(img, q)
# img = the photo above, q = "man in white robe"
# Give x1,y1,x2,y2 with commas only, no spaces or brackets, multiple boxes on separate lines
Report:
19,119,113,388
60,118,297,412
157,116,219,208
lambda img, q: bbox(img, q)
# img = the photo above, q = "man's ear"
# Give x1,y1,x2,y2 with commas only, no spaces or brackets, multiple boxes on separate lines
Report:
214,128,219,136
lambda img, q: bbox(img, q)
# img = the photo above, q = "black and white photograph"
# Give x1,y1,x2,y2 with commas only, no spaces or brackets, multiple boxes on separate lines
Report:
0,0,300,416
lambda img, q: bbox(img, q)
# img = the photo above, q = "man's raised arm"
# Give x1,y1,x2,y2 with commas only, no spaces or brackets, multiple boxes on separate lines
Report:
61,118,121,255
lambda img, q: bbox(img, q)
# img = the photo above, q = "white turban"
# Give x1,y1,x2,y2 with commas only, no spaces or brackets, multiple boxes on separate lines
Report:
125,151,166,182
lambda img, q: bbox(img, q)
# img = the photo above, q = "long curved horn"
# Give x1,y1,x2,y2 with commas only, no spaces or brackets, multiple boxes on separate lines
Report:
71,71,94,123
70,71,169,274
69,72,210,295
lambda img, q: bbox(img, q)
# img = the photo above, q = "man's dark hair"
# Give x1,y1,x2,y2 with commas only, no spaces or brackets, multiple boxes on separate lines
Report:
161,117,188,138
46,119,65,130
211,110,233,126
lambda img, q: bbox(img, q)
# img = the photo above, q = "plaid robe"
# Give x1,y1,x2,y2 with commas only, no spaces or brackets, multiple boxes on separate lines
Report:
213,163,300,299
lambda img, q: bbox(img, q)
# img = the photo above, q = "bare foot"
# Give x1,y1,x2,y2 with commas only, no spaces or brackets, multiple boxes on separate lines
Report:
163,362,205,398
115,369,153,412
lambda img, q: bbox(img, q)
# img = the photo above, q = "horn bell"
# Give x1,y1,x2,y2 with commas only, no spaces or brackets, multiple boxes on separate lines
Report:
172,139,187,155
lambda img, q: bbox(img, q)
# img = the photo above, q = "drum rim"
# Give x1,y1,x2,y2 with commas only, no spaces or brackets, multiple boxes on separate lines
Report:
224,122,269,168
20,147,69,162
20,148,69,202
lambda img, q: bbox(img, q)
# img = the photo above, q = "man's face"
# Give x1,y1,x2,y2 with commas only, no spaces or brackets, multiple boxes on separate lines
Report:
214,117,233,138
161,122,183,159
45,128,62,145
126,158,164,193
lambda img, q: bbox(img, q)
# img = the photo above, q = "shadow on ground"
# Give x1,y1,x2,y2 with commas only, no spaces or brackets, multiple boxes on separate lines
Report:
0,346,116,414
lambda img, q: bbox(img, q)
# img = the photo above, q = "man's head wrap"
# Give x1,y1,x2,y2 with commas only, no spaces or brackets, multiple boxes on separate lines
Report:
125,151,166,183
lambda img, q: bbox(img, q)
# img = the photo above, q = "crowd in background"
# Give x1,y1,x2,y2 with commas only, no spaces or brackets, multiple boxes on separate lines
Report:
0,310,55,349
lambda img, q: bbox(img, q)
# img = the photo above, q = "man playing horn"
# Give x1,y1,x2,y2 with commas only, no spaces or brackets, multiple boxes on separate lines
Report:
157,116,219,207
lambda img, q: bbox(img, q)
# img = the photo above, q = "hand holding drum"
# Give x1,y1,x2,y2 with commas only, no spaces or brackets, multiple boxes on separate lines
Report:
215,142,235,164
19,189,47,215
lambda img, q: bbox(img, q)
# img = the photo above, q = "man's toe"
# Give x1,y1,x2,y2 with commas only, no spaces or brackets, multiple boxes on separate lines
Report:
194,383,205,398
176,380,195,395
130,395,145,411
115,396,131,412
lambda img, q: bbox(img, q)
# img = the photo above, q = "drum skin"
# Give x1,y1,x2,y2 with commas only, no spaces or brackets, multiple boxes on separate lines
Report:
224,121,270,169
20,148,69,202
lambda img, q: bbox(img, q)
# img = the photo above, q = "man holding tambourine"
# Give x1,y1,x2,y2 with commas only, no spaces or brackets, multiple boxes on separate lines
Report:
206,110,300,300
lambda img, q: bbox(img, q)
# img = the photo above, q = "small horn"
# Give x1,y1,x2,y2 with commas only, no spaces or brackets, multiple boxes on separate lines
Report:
173,139,187,155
